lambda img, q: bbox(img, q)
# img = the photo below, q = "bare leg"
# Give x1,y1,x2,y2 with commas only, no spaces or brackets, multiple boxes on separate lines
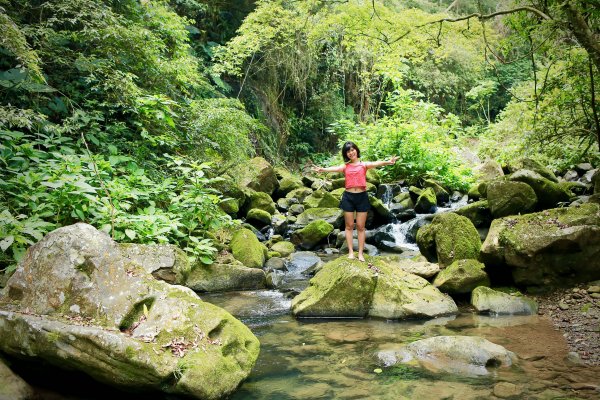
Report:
356,212,368,262
344,211,355,259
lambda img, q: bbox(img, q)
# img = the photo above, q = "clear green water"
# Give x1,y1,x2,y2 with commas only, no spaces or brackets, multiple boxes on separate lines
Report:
203,290,600,400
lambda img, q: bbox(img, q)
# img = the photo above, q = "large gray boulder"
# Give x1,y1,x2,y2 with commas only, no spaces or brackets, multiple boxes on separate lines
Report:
291,256,457,319
0,223,259,399
471,287,538,315
185,254,266,292
376,336,517,376
119,243,190,285
232,157,278,195
481,203,600,287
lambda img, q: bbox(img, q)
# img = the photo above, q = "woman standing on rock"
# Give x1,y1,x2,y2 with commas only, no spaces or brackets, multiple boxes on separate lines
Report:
314,141,398,262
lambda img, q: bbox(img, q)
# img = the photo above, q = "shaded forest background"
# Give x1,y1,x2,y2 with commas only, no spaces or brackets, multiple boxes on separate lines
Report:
1,0,598,271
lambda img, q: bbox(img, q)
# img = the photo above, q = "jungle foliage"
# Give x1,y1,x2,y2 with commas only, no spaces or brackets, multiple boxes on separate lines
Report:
1,0,598,270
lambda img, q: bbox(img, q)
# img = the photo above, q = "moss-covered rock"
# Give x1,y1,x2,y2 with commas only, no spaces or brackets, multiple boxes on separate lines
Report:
219,198,239,215
423,179,449,204
508,169,571,209
119,243,191,285
433,259,490,294
246,208,272,227
468,184,481,200
330,187,345,200
291,220,334,250
230,228,266,269
245,191,276,215
186,262,266,292
303,190,339,209
277,175,304,197
230,156,278,195
454,200,492,228
416,212,481,267
471,287,538,315
270,241,295,257
414,187,437,213
487,180,537,218
291,256,457,319
285,187,314,203
369,195,393,221
509,158,558,182
0,223,259,399
481,203,600,287
295,208,344,228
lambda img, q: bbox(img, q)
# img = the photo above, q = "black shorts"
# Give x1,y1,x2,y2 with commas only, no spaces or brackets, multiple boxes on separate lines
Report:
339,191,371,212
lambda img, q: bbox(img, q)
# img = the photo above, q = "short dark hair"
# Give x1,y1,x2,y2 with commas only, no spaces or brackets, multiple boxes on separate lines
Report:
341,141,360,162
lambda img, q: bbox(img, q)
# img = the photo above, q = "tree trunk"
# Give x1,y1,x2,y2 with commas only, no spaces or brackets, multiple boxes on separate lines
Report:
563,3,600,74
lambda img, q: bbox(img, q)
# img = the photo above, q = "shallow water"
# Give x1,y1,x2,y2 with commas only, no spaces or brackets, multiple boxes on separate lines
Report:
203,289,600,400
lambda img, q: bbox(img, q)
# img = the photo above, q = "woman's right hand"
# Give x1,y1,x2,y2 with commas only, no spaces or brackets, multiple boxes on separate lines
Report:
313,166,323,173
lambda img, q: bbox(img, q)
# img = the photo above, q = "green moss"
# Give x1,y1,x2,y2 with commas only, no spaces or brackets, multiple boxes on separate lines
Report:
47,331,61,343
230,228,265,268
291,220,334,249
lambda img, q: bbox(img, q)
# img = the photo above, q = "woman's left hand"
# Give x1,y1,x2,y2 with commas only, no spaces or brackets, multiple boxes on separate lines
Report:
388,156,399,165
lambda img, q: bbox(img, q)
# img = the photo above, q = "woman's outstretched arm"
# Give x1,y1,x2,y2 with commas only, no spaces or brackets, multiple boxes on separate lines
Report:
365,156,399,169
313,165,345,173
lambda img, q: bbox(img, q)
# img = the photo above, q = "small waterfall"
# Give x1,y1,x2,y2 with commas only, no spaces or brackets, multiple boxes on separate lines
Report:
381,184,394,206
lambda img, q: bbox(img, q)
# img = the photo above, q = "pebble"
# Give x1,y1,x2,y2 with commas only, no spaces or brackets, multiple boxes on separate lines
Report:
587,285,600,293
558,301,570,310
591,293,600,299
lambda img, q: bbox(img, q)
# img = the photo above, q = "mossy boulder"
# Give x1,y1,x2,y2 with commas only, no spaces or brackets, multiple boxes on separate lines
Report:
423,179,450,204
468,184,482,200
509,158,558,182
369,195,393,222
416,212,481,267
246,208,272,227
210,177,246,204
285,187,314,203
245,191,276,215
487,180,537,218
381,255,440,278
186,261,266,292
454,200,492,228
471,287,538,315
480,203,600,287
0,223,259,399
414,187,437,213
270,241,295,257
219,198,239,215
230,228,266,269
277,175,304,197
291,256,457,319
291,220,334,250
508,169,571,209
119,243,191,285
295,208,344,228
433,259,490,294
330,187,346,200
230,156,278,195
303,190,339,209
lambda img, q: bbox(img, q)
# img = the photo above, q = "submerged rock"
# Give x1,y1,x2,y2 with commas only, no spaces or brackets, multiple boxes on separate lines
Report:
0,223,259,399
377,336,517,376
291,256,457,319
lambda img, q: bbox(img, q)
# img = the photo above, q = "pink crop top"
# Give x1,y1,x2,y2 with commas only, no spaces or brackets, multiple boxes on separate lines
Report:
344,162,367,190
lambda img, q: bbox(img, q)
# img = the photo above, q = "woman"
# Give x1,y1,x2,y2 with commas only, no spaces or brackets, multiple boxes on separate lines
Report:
314,141,398,262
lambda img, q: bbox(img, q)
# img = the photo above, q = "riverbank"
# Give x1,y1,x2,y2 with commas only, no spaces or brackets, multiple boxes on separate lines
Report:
534,283,600,366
